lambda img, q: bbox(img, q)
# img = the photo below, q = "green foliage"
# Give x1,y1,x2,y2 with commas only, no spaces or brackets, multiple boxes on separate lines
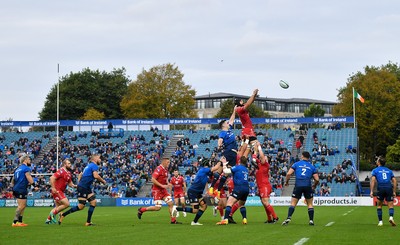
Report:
304,103,325,117
80,107,105,120
333,62,400,162
214,99,235,118
385,162,400,171
304,104,326,128
39,68,129,120
121,63,196,119
386,138,400,163
359,159,375,171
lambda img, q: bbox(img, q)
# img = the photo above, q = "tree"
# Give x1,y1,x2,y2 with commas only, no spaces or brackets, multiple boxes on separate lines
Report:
304,103,325,117
121,63,196,119
333,62,400,162
39,68,129,120
304,103,325,128
81,108,105,120
386,138,400,163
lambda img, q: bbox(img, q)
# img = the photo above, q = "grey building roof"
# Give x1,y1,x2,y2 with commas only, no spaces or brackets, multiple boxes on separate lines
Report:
195,92,336,104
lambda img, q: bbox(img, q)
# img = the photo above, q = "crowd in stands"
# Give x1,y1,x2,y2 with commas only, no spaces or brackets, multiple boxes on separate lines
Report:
1,123,358,199
305,127,358,197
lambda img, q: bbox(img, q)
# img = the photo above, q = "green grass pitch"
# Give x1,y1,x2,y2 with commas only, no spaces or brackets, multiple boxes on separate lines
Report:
1,206,399,245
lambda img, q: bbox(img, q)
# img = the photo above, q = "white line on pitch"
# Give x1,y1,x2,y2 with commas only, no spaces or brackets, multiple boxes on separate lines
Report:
343,209,355,216
294,238,309,245
326,222,335,226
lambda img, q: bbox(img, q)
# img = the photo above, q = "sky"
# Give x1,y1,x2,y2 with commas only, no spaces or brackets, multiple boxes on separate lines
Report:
1,0,399,121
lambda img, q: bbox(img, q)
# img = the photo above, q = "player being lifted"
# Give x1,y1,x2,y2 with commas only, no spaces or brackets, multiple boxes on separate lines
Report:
235,88,259,145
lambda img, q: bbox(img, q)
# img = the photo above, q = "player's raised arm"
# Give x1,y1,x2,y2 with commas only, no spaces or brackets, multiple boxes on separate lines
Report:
237,137,248,158
243,89,259,110
229,106,236,126
257,142,266,164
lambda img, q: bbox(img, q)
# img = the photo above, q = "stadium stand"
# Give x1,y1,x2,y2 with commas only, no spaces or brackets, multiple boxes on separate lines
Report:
0,126,359,199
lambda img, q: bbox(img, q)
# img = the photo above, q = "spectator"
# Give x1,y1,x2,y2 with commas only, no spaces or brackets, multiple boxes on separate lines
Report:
346,144,353,153
125,186,137,197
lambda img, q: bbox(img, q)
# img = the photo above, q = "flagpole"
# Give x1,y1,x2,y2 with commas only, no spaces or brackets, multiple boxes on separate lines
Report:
352,87,356,129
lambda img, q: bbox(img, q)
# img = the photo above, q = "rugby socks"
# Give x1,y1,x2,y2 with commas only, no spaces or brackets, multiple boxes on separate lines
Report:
217,175,227,191
87,205,95,223
230,202,239,216
265,204,272,221
266,205,278,219
139,207,147,213
287,205,295,219
224,206,232,220
193,210,204,223
217,206,224,217
63,206,80,217
389,208,394,217
177,207,193,213
308,208,314,221
377,208,382,221
47,208,59,220
240,207,247,219
18,216,23,223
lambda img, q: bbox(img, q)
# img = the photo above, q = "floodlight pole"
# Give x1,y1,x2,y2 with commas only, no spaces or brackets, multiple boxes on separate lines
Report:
56,64,60,171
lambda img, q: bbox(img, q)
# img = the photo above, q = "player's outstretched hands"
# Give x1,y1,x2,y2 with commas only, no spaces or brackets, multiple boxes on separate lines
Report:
253,89,259,96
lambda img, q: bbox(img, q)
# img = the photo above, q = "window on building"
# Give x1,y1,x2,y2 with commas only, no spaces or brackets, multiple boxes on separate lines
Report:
213,99,221,108
205,99,213,109
196,100,205,109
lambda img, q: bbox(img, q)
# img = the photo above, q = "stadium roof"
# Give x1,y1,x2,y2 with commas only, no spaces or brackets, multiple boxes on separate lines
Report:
195,92,336,104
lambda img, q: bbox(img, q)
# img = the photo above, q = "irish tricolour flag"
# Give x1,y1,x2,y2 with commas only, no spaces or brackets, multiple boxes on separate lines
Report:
354,89,365,103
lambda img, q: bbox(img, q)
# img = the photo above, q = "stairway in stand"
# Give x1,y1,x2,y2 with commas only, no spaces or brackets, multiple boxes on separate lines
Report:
32,136,59,165
282,130,308,196
162,134,184,158
137,134,185,197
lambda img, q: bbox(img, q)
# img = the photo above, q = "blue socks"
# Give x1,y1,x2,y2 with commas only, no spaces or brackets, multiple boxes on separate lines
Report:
87,205,95,223
287,205,295,219
377,208,382,221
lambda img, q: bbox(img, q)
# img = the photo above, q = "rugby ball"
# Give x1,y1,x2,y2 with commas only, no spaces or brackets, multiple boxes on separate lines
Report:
279,80,289,89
